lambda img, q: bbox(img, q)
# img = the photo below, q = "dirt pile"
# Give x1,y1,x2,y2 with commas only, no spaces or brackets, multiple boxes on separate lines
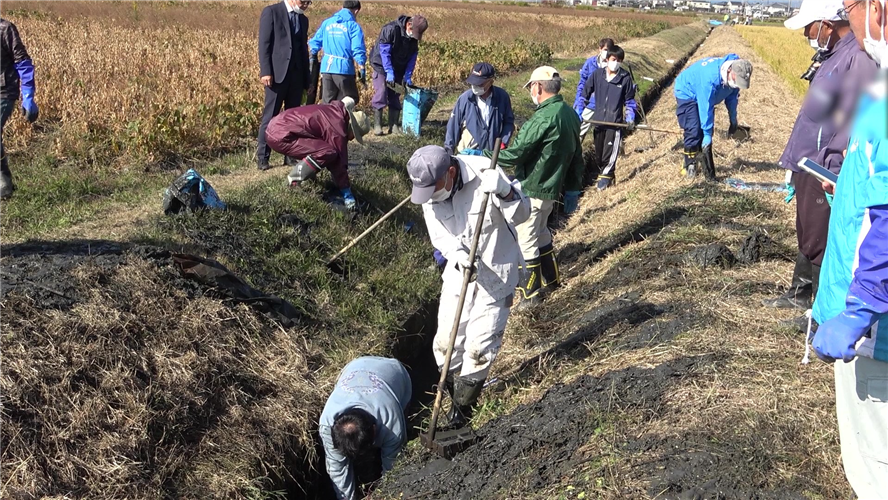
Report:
380,355,803,499
1,241,325,498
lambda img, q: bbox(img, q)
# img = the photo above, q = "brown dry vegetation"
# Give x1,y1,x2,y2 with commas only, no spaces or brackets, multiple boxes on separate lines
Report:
454,25,847,498
2,255,326,498
1,1,687,165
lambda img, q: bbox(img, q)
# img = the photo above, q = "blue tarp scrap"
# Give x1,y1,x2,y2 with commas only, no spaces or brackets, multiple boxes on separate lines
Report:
162,168,227,215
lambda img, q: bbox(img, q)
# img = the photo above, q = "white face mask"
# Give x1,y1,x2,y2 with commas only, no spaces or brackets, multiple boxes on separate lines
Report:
531,87,540,106
727,78,740,89
809,37,822,49
863,0,888,67
429,174,454,203
471,84,486,96
607,60,621,72
600,50,608,61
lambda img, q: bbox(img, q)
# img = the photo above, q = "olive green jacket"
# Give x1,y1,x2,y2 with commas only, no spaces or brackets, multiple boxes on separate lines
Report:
485,94,584,200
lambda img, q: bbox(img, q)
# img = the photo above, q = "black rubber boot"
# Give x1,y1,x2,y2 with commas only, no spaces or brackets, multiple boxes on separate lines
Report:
389,108,401,135
682,149,698,179
515,257,543,309
780,314,818,334
539,243,560,293
284,155,299,167
811,264,820,301
762,253,813,309
0,155,15,200
700,144,716,181
373,109,384,136
446,376,484,429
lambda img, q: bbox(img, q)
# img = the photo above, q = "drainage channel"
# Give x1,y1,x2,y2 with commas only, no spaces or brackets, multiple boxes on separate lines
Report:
290,27,713,499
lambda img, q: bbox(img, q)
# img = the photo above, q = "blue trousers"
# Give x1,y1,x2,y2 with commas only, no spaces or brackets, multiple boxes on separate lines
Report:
676,98,703,153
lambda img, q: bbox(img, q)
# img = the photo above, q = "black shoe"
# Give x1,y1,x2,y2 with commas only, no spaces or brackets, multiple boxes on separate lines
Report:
257,159,271,171
761,288,813,309
284,155,299,167
779,314,816,334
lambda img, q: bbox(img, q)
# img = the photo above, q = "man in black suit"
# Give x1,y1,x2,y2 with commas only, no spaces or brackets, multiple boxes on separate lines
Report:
257,0,312,171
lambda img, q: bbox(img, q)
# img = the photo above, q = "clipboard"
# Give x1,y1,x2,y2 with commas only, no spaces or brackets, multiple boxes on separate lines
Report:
797,157,838,186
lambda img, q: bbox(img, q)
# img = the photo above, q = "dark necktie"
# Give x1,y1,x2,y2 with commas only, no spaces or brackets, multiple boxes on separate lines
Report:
289,11,298,35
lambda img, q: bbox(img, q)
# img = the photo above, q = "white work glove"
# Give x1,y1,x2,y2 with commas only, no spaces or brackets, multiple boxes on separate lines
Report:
450,248,478,281
479,169,512,198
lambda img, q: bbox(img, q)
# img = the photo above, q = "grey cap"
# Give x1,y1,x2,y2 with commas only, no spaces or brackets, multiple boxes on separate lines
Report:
731,60,753,89
407,145,451,204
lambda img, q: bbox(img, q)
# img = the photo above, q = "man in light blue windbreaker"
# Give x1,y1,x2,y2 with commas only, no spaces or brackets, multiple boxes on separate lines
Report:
319,356,412,500
810,0,888,495
309,1,367,104
673,54,752,180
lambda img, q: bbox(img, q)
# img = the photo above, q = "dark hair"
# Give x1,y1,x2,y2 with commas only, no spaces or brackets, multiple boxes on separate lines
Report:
331,408,375,459
343,0,361,10
599,38,615,50
607,45,625,62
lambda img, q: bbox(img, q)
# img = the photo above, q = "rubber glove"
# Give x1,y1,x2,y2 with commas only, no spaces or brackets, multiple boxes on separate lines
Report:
702,131,712,148
404,77,413,87
784,183,796,204
826,192,834,207
563,191,581,214
359,68,367,86
341,188,356,210
480,169,512,198
385,71,395,84
15,59,38,123
626,121,636,132
432,249,447,270
573,103,585,118
812,295,877,363
460,148,484,156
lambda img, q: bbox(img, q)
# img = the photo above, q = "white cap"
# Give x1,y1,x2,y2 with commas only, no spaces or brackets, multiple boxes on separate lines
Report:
784,0,843,30
523,66,561,88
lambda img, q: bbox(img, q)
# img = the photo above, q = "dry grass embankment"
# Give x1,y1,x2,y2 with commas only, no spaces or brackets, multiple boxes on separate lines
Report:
738,25,813,97
1,1,685,165
415,25,848,498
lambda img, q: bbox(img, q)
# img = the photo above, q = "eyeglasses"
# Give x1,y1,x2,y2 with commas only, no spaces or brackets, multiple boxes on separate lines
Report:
837,0,862,21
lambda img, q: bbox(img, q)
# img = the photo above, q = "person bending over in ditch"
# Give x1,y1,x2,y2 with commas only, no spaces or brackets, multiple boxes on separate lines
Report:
673,54,752,180
467,66,584,308
580,44,638,191
407,145,530,428
0,17,39,199
264,96,370,210
319,356,412,500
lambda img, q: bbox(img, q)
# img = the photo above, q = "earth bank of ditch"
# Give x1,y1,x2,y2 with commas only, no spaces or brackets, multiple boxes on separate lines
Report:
1,23,717,500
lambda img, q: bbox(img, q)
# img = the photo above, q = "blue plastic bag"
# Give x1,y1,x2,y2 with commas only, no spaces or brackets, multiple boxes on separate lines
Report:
162,169,226,214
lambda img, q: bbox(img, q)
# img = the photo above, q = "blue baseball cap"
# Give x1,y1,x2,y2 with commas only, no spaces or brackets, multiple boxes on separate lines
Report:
466,62,495,86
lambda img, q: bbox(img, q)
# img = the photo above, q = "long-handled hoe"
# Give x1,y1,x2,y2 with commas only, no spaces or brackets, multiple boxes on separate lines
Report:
420,138,503,459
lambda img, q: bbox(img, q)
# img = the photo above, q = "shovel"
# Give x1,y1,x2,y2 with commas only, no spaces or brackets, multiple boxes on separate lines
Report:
420,138,503,459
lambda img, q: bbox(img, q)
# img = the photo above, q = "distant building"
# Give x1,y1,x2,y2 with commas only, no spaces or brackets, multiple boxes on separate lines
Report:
688,0,712,10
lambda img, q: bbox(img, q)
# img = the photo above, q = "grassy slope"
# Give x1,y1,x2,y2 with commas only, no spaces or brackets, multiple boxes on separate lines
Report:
391,26,846,498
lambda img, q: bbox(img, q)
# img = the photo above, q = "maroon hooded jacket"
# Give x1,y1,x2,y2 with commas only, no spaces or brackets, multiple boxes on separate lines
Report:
265,101,351,189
